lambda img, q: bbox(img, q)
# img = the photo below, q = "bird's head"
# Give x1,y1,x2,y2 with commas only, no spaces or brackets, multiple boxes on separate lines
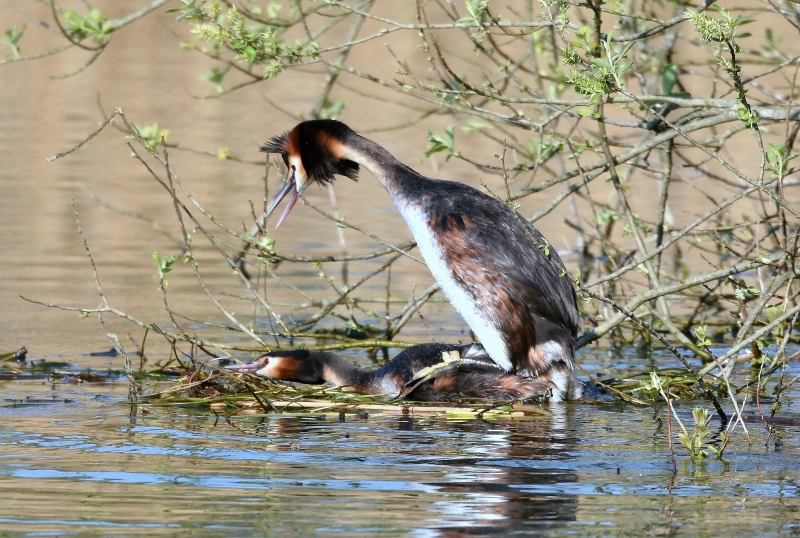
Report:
227,349,326,384
261,120,360,227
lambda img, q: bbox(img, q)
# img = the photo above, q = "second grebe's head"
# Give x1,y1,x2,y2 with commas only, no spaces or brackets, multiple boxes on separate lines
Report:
229,349,326,384
261,120,359,227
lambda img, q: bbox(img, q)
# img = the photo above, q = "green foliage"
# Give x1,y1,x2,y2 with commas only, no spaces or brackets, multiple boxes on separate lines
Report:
250,234,277,264
762,305,785,340
131,123,169,151
1,24,25,58
537,239,551,256
199,66,230,92
762,27,786,60
633,370,723,405
685,7,741,44
183,0,318,81
263,59,284,79
562,44,580,66
592,36,634,89
462,117,492,133
678,407,728,460
734,283,760,301
596,208,620,226
554,0,570,30
565,70,610,97
727,277,761,301
15,0,800,429
693,325,711,348
686,7,757,128
62,9,113,45
737,106,760,130
167,0,207,22
183,234,194,263
677,407,712,460
522,137,563,165
153,252,178,290
318,98,346,120
565,34,633,98
568,25,595,56
765,143,800,181
424,126,460,161
662,64,678,95
456,0,499,41
643,374,726,461
636,371,662,401
462,0,490,24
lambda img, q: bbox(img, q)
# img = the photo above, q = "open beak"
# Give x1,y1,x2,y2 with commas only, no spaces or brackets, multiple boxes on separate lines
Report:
267,170,308,228
225,361,263,374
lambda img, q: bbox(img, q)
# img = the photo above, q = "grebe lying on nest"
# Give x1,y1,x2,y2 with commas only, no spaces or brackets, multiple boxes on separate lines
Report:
229,342,556,402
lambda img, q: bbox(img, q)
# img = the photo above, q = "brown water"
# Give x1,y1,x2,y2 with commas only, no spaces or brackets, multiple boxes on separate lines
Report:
2,2,800,536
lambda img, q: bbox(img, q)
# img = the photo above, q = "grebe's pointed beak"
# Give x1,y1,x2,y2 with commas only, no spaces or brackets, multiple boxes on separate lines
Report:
225,356,268,375
267,166,309,229
266,176,298,229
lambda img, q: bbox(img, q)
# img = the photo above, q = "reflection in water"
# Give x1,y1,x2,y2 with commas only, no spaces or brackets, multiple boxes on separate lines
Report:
405,408,580,535
208,407,583,534
422,467,579,535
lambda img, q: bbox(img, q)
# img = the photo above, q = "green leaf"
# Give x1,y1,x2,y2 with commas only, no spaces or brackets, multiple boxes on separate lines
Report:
423,125,459,161
319,98,346,120
62,9,112,45
591,57,612,71
617,62,633,78
131,122,169,151
1,24,25,59
153,252,178,290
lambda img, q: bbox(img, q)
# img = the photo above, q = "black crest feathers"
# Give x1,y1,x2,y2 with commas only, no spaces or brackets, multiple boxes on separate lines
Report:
261,132,288,156
261,120,360,183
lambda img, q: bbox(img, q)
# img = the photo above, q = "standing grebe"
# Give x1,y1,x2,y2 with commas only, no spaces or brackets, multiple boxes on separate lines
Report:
262,120,580,400
228,343,555,402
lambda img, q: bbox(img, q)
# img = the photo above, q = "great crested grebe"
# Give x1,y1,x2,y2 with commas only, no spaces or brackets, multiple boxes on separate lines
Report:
262,120,581,400
228,343,555,402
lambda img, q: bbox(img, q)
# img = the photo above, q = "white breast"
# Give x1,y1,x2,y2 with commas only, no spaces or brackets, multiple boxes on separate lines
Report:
395,199,512,372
